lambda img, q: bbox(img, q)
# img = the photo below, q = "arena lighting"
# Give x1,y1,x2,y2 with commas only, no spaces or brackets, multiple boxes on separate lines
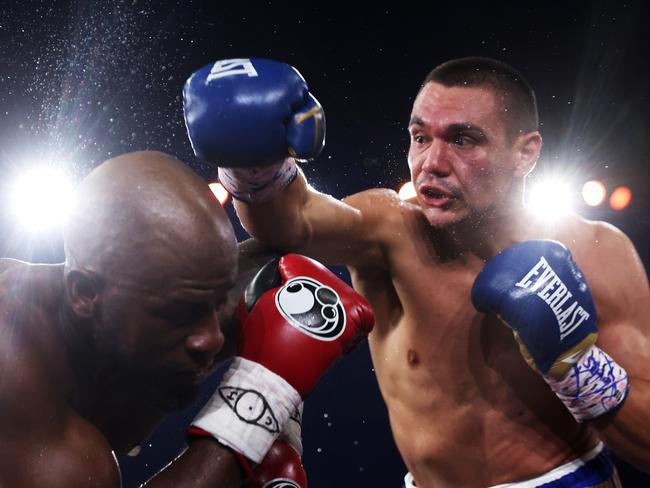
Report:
581,180,607,207
609,186,632,211
398,181,417,200
209,182,230,205
9,167,74,232
525,177,575,218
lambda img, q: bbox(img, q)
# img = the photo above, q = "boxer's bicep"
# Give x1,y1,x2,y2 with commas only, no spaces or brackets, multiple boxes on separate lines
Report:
584,225,650,464
587,224,650,378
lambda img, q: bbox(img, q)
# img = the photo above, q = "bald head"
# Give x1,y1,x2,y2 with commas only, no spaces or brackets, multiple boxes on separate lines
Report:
64,151,237,288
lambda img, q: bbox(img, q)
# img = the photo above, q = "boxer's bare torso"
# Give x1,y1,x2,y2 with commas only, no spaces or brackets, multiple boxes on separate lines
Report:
341,190,641,487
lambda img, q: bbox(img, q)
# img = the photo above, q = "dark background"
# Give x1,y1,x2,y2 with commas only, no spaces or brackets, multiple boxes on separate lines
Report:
1,1,649,486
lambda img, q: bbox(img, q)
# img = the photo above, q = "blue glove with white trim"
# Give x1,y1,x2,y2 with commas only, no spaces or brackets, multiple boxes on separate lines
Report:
471,240,597,378
471,240,629,422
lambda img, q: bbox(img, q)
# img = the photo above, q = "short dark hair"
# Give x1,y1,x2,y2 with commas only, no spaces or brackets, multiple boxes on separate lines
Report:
421,57,539,139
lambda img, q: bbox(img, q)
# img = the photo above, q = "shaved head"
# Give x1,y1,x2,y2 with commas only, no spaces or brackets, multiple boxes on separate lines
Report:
64,151,236,289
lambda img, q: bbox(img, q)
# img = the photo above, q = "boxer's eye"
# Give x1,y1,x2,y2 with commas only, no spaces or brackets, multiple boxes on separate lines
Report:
412,134,427,144
156,301,211,326
453,135,476,147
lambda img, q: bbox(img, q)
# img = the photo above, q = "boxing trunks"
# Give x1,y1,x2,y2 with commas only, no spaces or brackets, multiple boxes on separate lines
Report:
402,442,621,488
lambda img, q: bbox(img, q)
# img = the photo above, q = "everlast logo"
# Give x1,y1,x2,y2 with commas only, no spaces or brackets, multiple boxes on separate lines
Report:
515,257,590,341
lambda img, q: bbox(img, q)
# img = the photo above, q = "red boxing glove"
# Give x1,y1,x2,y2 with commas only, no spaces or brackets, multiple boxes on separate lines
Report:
191,254,374,464
249,440,307,488
239,253,375,396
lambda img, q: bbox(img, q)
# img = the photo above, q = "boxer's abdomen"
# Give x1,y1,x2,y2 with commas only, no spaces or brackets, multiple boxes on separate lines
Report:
357,260,597,488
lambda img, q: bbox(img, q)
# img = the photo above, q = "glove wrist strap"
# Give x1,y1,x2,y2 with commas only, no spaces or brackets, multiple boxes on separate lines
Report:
218,158,297,203
191,357,301,463
545,344,630,422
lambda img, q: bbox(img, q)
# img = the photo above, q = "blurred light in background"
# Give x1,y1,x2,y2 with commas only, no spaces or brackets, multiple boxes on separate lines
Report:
398,181,416,200
609,186,632,211
526,177,575,217
9,167,74,232
209,182,230,205
582,180,607,207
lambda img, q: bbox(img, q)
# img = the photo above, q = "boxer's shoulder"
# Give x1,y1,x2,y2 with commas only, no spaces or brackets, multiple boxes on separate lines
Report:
0,264,68,402
343,188,415,235
547,214,636,269
0,262,64,308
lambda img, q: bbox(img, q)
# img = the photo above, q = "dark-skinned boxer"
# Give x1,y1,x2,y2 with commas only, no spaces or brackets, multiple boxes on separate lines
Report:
0,150,374,487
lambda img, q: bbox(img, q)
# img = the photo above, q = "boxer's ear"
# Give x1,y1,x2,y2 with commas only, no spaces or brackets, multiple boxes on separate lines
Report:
513,131,542,178
65,269,102,319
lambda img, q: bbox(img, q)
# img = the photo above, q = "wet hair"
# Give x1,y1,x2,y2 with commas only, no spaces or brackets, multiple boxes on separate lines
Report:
421,57,539,140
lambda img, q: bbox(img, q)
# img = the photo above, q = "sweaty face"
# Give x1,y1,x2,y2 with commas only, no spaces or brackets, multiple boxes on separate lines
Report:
407,82,518,228
97,242,238,410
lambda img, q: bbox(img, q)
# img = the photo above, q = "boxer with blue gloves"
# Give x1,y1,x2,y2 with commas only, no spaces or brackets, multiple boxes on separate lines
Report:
183,56,650,487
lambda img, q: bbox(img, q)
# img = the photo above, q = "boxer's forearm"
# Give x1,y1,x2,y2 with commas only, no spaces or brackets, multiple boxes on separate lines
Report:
594,377,650,473
144,439,242,487
235,168,368,266
235,168,312,251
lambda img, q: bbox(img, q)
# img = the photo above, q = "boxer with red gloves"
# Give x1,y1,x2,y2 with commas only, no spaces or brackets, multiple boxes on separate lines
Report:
188,253,373,480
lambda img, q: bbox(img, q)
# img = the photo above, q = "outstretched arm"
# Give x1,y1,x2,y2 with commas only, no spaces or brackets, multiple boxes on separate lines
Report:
183,58,390,269
234,168,390,268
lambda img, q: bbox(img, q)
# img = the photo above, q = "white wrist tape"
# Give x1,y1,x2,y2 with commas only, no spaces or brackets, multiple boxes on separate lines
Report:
278,402,304,455
218,158,297,203
192,357,301,463
545,344,629,422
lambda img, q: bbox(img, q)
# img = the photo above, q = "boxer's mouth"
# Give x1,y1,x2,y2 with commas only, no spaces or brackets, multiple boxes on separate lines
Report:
419,184,457,208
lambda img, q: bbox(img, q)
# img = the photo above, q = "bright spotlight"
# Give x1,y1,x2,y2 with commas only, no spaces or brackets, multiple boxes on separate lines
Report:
582,180,606,207
398,181,416,201
609,186,632,211
526,178,575,218
209,182,230,205
9,167,74,232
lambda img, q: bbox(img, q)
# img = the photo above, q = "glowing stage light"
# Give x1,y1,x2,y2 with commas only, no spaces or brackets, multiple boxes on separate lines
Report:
9,167,74,232
398,181,416,200
526,178,575,218
209,182,230,205
581,180,606,207
609,186,632,211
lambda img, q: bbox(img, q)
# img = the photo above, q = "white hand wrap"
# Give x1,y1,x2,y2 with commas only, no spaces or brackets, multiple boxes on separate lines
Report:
545,344,629,422
192,357,301,463
218,158,297,203
278,402,304,455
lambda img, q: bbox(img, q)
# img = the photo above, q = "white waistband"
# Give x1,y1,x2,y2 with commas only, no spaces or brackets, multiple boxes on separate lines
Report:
487,442,604,488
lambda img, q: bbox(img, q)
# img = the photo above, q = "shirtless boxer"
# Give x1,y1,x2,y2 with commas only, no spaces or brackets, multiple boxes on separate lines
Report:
183,57,650,487
0,150,373,487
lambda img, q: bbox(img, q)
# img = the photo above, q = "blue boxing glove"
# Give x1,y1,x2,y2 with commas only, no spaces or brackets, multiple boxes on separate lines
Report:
472,240,629,422
183,58,325,168
472,240,597,377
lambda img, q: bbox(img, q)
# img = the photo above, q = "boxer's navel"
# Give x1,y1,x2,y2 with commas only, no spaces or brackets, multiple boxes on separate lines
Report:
407,348,420,367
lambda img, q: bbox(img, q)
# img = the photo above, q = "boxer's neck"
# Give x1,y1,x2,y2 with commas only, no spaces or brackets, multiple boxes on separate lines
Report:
438,202,530,261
